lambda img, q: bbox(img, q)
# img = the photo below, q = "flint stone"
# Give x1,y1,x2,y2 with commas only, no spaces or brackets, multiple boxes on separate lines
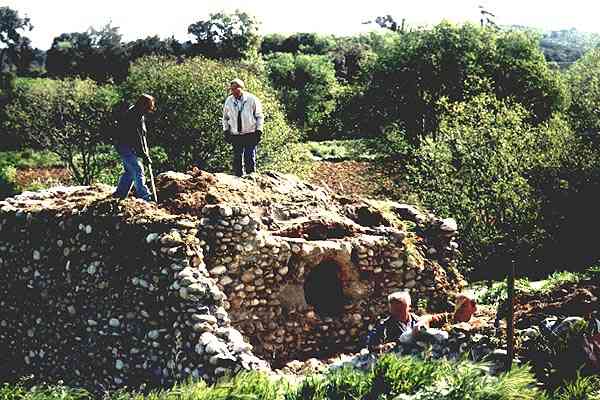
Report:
440,218,458,232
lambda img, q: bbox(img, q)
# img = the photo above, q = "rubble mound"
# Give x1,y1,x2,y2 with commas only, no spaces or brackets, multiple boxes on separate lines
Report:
0,170,465,391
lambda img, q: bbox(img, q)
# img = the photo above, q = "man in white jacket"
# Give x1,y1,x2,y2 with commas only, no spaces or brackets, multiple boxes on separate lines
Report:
222,78,264,176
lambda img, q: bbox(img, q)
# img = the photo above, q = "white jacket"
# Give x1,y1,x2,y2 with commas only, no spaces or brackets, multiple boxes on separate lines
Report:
222,92,264,135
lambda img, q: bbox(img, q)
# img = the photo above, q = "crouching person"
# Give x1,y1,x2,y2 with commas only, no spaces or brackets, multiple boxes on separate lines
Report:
112,94,156,201
366,291,419,351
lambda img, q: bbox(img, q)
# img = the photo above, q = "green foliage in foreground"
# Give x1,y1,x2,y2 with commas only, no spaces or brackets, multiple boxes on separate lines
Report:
0,355,573,400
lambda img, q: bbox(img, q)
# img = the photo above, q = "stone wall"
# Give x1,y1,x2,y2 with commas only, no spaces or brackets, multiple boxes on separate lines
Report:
0,186,265,393
198,204,462,366
0,171,464,389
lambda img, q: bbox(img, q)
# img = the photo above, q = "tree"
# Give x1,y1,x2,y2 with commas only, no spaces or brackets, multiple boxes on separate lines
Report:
46,23,129,83
363,22,566,141
3,78,120,184
125,35,181,62
406,94,578,278
565,49,600,134
266,53,339,136
187,10,260,59
0,6,33,72
260,33,286,55
46,31,93,78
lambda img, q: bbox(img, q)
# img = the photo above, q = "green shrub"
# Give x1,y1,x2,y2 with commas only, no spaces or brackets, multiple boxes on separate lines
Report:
122,56,311,176
0,149,63,169
551,374,600,400
265,52,340,137
3,78,121,185
565,49,600,135
0,165,18,199
476,278,536,306
523,319,596,390
364,22,567,141
539,271,581,292
405,93,579,278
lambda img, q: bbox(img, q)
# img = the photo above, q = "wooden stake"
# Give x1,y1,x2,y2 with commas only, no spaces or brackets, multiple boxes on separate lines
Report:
506,257,515,371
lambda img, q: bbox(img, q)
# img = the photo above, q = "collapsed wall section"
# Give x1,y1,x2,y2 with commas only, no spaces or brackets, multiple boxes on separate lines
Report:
0,187,266,393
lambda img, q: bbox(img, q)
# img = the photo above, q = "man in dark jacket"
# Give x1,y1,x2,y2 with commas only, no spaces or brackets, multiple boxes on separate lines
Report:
112,94,156,201
366,291,419,350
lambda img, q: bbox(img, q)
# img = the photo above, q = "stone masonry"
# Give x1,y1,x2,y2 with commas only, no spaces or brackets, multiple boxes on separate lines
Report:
0,170,463,390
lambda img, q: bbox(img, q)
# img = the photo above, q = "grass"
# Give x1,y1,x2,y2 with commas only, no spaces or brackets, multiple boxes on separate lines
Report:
0,355,563,400
0,149,63,170
475,267,598,306
551,374,600,400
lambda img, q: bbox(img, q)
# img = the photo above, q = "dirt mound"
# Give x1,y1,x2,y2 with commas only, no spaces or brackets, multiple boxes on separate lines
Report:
511,280,599,329
153,169,403,235
155,168,217,217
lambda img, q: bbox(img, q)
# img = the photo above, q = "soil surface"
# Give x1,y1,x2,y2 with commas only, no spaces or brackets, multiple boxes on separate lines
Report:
15,167,72,188
308,160,398,199
510,279,599,328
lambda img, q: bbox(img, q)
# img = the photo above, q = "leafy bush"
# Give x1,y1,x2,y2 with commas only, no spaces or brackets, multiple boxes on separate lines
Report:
476,278,536,306
362,22,567,141
0,165,18,199
405,94,579,278
523,318,597,390
0,149,63,169
266,52,339,137
3,78,121,184
551,374,600,400
565,49,600,135
122,56,311,176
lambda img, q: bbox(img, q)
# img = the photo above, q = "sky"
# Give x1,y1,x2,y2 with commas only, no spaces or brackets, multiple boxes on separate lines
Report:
4,0,600,49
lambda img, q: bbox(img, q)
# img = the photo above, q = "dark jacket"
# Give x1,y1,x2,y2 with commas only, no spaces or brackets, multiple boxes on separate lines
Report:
366,313,419,349
114,106,149,157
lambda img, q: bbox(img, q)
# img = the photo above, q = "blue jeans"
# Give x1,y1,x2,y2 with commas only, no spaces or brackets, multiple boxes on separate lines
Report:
114,145,152,201
232,142,257,177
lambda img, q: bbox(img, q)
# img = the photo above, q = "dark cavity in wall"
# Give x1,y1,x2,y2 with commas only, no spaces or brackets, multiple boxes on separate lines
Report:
304,259,347,317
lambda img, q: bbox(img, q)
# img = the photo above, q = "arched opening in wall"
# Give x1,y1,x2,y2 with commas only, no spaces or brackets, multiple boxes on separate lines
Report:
303,259,347,317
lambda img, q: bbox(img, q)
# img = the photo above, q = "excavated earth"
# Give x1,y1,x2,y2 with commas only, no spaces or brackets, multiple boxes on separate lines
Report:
512,279,599,329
